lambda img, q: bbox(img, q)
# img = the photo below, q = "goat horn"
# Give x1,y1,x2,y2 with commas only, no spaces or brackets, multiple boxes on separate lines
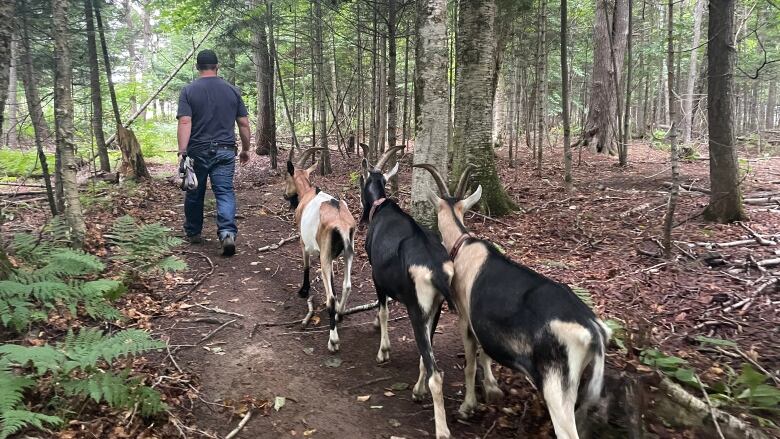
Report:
374,145,405,171
287,146,296,164
454,164,476,199
413,164,450,197
296,147,326,168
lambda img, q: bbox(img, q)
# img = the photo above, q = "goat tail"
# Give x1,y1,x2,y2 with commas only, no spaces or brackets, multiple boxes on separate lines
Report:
431,262,456,311
583,319,611,407
329,227,354,261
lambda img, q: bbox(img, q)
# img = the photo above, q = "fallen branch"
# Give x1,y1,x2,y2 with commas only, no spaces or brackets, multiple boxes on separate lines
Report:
166,344,183,374
224,410,253,439
278,315,407,336
734,347,780,386
342,300,379,316
737,222,774,246
258,234,299,252
197,318,237,345
696,376,725,439
467,211,511,227
190,303,245,318
756,257,780,268
658,376,769,439
662,181,711,194
722,277,778,313
346,375,393,391
176,251,215,302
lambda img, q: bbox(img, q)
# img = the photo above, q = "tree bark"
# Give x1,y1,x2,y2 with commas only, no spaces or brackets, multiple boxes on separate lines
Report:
661,0,678,258
20,14,56,215
125,0,137,115
386,0,399,192
253,0,273,157
618,0,633,166
681,0,705,144
266,0,277,169
0,0,13,145
561,0,572,191
767,80,777,129
314,0,330,174
86,0,110,172
6,35,17,148
94,0,122,128
535,0,547,172
452,0,515,215
411,0,450,228
704,0,745,222
581,0,629,154
53,0,86,248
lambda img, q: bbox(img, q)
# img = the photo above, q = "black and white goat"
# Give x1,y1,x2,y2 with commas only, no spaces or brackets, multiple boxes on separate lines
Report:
284,147,356,353
360,147,455,439
416,164,611,439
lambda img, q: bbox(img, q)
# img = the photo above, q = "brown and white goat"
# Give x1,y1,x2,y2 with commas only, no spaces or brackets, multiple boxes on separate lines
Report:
416,164,611,439
284,147,356,353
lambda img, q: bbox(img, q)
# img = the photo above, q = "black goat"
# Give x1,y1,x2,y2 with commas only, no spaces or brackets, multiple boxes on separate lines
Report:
360,147,455,439
416,164,611,439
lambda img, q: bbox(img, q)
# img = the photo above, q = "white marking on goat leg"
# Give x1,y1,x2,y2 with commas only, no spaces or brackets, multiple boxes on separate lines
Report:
375,302,390,363
458,317,479,419
320,255,339,353
408,265,436,316
412,356,428,401
428,371,451,439
542,369,580,439
336,246,353,314
479,348,504,403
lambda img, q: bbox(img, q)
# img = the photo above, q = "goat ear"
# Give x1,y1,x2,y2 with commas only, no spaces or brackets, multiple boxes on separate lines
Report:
286,160,295,176
361,158,370,179
462,185,482,212
383,161,399,182
305,162,318,176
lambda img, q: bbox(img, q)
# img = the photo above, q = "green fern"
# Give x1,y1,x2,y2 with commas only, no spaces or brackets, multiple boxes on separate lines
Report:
105,216,186,277
0,368,62,439
61,329,165,373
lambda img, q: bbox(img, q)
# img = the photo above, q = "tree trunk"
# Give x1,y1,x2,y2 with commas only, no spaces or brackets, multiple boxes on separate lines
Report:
411,0,450,228
266,0,277,169
86,0,110,172
95,0,122,128
401,33,411,148
618,0,633,166
20,14,56,215
6,35,17,148
535,0,547,172
767,80,777,129
314,0,330,174
704,0,745,222
253,0,273,157
0,0,13,144
125,0,137,115
452,0,515,215
386,0,399,192
582,0,629,154
53,0,86,248
681,0,705,144
561,0,572,191
661,0,678,258
140,3,152,120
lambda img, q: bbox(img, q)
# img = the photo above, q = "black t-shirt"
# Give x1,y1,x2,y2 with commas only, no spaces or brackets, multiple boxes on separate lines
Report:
176,77,249,149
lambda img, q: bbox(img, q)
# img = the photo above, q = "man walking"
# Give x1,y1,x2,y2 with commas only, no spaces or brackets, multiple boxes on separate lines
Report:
177,49,251,256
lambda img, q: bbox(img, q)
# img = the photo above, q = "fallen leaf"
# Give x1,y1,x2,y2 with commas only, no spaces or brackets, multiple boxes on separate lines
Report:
389,382,408,391
303,429,317,437
383,391,395,397
324,357,342,368
303,347,315,356
369,405,383,409
356,395,371,402
274,396,286,411
388,419,401,427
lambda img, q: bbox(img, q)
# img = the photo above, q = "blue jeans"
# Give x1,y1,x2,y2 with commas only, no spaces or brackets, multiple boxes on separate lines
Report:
183,147,237,240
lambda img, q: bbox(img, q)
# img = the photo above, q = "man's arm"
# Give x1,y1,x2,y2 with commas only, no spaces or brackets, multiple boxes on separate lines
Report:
237,116,251,164
177,116,192,156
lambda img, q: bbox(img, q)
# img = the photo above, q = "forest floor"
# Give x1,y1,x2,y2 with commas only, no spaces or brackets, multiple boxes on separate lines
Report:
2,141,780,438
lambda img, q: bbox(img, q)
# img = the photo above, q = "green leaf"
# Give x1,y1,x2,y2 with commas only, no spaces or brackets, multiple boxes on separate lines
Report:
737,384,780,407
736,363,768,390
694,335,737,348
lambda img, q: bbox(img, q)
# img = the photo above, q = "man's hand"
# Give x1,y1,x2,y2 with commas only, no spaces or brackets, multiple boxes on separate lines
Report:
239,150,250,165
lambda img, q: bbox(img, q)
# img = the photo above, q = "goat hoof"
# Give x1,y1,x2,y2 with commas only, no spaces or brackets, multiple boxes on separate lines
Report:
484,385,504,403
412,390,427,402
458,402,477,419
328,340,339,353
376,349,390,364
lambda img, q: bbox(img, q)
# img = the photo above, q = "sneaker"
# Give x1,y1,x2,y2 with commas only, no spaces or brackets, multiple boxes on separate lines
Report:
187,234,204,244
220,235,236,257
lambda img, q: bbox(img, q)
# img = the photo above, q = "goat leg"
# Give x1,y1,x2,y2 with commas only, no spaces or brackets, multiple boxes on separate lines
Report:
320,255,340,353
457,316,479,419
297,249,311,298
375,296,390,363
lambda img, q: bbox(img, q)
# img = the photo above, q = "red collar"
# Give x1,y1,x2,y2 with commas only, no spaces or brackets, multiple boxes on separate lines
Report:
368,198,387,222
450,233,475,260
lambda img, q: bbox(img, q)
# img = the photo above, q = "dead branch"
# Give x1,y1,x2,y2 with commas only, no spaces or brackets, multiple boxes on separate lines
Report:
176,251,215,302
342,300,380,316
658,376,770,439
197,319,237,345
166,344,184,374
224,410,253,439
346,375,393,391
662,181,710,194
722,278,778,312
736,222,774,245
466,211,511,227
696,376,726,439
278,315,407,336
258,234,299,252
757,258,780,267
190,303,245,318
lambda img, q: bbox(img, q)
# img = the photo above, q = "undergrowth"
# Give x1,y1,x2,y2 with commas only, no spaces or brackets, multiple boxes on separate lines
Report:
0,215,185,437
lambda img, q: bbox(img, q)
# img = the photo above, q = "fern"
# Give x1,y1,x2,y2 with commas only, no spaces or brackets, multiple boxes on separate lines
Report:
0,368,62,439
105,216,186,277
61,329,165,373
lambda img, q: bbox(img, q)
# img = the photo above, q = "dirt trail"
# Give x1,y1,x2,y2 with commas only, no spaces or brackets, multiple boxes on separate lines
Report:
164,187,492,439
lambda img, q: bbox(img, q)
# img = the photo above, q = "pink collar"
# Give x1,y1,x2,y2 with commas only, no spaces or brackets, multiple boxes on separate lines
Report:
450,233,475,260
368,198,387,222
